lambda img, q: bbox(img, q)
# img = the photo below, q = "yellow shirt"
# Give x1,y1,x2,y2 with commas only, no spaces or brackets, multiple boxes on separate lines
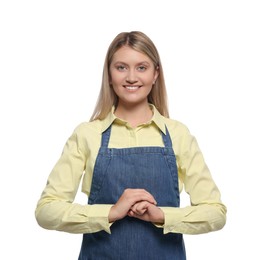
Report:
35,105,226,235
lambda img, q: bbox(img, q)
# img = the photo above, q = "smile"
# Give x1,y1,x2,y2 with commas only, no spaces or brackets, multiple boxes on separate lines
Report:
124,85,141,90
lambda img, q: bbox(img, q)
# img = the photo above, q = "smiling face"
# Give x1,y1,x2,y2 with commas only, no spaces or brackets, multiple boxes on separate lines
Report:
109,46,159,108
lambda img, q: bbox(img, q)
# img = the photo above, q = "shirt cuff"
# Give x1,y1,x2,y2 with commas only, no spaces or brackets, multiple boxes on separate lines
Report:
88,204,113,234
160,207,192,234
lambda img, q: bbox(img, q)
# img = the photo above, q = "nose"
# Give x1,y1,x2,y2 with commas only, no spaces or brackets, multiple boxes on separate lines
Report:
126,69,138,84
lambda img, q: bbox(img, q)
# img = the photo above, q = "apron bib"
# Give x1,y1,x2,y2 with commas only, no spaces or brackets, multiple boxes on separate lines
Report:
79,125,186,260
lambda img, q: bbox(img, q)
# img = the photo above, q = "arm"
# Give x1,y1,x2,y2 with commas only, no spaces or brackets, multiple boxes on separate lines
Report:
35,124,112,234
128,127,227,235
162,130,227,234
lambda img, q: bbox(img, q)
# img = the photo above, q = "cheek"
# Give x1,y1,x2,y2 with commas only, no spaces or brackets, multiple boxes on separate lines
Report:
144,74,156,85
112,85,122,98
110,72,123,85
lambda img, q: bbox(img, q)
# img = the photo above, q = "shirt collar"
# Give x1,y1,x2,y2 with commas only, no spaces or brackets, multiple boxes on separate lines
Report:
100,104,166,134
100,106,117,133
150,104,166,134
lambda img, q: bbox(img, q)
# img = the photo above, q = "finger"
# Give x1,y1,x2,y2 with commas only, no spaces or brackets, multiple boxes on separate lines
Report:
128,209,145,217
128,209,135,217
131,201,149,215
124,189,157,205
128,210,147,221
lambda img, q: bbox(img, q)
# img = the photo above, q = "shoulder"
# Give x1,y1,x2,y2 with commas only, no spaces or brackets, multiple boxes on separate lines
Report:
71,120,103,140
67,120,103,153
163,117,191,138
163,118,199,159
152,106,190,137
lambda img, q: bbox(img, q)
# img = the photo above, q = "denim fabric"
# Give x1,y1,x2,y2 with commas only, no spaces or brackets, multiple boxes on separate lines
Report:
79,125,186,260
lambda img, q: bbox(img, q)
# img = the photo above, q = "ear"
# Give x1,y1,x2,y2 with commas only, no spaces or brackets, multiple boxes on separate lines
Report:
153,66,159,83
109,75,112,86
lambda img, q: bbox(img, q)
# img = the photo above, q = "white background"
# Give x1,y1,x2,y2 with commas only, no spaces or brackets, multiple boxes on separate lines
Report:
1,0,259,259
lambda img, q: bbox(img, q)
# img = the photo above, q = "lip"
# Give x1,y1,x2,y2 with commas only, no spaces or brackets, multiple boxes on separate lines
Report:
123,85,142,91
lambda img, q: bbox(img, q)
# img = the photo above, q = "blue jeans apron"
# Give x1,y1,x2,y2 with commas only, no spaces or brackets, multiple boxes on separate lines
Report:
79,125,186,260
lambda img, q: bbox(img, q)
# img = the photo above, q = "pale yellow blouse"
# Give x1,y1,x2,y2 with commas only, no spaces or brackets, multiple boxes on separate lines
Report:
35,105,226,235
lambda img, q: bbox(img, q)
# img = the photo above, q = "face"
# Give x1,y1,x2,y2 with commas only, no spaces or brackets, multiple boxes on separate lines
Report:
109,46,159,107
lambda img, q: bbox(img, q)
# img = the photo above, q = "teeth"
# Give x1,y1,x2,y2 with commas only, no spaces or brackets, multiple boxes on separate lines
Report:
126,86,139,90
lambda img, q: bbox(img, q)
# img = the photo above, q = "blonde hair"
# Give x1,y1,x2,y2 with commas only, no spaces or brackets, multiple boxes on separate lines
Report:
90,31,169,121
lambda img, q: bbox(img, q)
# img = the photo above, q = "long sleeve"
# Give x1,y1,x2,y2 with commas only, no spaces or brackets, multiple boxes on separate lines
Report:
35,125,112,234
161,127,227,235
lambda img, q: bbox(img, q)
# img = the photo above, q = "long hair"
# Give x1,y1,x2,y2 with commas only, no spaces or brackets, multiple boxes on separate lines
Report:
90,31,169,121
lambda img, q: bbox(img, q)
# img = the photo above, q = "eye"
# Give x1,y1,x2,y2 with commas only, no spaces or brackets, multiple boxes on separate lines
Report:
116,65,127,71
137,66,147,71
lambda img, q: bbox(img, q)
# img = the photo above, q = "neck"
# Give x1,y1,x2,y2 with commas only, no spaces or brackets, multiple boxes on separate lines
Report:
115,102,153,128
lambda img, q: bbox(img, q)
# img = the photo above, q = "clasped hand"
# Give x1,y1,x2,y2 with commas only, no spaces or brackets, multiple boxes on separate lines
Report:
108,188,164,224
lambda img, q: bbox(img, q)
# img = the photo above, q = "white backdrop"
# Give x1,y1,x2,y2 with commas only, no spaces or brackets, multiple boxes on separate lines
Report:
1,0,259,259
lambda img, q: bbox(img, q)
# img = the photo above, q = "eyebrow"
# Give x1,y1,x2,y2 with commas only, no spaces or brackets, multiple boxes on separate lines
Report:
113,61,151,66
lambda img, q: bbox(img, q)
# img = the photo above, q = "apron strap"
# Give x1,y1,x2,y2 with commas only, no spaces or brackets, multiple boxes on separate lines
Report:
162,126,173,148
101,125,112,148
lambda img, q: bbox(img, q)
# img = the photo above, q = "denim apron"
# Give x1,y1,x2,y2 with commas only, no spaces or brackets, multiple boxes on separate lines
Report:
79,125,186,260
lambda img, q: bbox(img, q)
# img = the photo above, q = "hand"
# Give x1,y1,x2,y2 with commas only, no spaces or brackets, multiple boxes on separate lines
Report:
108,189,157,222
128,201,165,224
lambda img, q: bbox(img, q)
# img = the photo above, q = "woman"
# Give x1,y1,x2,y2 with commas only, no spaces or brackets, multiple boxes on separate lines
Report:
35,31,227,259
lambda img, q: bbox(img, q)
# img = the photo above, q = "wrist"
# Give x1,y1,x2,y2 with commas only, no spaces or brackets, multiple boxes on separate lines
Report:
154,208,165,224
108,206,116,223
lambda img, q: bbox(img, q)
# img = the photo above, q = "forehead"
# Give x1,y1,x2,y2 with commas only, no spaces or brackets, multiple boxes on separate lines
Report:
112,46,152,64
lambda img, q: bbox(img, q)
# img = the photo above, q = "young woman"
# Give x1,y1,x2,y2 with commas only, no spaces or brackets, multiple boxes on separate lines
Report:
35,31,227,259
